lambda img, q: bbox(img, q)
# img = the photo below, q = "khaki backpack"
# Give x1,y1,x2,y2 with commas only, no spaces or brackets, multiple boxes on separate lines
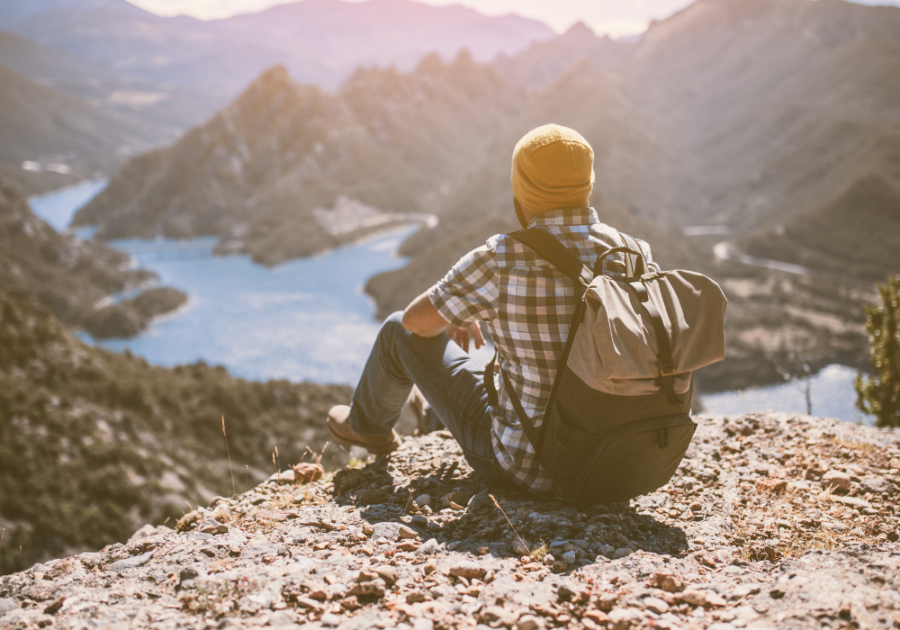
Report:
485,227,727,505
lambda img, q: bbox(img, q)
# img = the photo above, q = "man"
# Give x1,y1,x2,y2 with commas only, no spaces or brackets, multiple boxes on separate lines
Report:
327,123,657,498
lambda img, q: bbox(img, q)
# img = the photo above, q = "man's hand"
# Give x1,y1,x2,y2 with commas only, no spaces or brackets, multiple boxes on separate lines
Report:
447,321,485,353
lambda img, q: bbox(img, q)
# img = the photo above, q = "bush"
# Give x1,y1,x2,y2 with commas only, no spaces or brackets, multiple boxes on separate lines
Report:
855,275,900,427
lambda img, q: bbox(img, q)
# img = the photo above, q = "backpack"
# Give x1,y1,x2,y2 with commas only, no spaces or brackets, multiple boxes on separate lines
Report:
484,227,727,505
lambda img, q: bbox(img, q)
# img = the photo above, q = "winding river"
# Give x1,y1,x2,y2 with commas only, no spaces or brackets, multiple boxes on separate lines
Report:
29,183,872,422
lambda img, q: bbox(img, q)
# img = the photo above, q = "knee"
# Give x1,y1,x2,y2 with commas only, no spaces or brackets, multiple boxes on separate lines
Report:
382,311,406,335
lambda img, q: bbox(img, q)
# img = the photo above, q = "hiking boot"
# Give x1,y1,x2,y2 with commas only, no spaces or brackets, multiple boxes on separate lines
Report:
327,405,401,455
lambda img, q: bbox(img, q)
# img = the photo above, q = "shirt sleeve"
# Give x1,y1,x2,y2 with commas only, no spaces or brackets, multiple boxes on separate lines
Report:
427,241,500,328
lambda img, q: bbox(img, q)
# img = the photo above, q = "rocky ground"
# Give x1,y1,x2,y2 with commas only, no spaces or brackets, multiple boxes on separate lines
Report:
2,412,899,630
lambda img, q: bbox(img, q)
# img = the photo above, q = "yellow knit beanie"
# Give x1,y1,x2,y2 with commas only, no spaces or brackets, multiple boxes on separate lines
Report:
511,123,595,214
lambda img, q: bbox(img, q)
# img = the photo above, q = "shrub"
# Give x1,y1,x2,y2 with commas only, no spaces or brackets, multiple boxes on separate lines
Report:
855,275,900,427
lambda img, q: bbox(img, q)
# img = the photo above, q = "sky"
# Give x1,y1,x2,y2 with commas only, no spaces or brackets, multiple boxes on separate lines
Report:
128,0,900,37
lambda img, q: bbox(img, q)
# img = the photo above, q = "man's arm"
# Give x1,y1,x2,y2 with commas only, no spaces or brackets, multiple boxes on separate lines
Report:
402,292,485,352
402,292,450,338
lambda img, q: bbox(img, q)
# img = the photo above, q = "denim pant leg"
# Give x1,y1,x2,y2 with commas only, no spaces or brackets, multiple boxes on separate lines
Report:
349,311,508,487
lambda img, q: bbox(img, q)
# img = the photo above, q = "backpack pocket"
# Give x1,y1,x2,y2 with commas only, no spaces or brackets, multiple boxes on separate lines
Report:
540,402,696,505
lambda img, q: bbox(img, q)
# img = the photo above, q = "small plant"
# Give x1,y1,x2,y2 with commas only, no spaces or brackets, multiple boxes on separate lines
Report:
489,494,530,558
222,416,235,496
530,541,549,561
856,274,900,427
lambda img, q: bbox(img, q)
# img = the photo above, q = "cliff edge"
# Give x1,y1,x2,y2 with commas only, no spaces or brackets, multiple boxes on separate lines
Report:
1,412,898,629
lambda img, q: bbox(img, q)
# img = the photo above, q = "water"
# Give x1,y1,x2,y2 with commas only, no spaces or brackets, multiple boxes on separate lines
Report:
27,181,866,418
28,179,107,231
701,364,875,425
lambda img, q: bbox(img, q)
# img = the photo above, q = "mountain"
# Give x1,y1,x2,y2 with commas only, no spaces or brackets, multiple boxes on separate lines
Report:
0,30,224,133
0,0,144,28
73,54,530,264
494,22,637,89
5,0,554,94
0,62,170,194
0,290,350,575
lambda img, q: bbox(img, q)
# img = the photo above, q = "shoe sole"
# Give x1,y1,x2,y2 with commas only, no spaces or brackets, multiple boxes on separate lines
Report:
328,426,401,456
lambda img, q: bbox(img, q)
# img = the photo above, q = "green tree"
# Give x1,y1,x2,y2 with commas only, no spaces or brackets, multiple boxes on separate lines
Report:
856,275,900,427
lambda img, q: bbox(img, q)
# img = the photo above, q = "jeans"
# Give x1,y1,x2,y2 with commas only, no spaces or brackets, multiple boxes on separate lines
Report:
349,312,510,488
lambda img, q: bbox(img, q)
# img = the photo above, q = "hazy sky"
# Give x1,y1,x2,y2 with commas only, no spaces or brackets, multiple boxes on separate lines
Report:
128,0,900,37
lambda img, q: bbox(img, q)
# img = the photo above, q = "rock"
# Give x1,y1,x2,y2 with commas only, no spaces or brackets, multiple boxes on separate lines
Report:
512,539,529,557
821,470,852,493
654,571,684,593
608,608,641,630
643,596,669,614
347,582,385,598
0,598,19,614
705,593,727,607
370,522,405,542
268,610,297,626
562,550,577,564
480,606,517,628
612,547,633,559
417,538,441,555
198,519,229,535
756,478,787,494
292,462,325,484
515,614,545,630
584,610,609,625
373,566,398,586
267,469,296,484
321,612,342,627
415,494,432,507
860,476,893,495
467,490,493,512
681,590,707,607
449,562,486,581
107,551,154,573
398,525,419,540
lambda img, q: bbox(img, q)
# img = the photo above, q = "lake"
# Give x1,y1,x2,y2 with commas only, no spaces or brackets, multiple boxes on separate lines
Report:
28,181,873,421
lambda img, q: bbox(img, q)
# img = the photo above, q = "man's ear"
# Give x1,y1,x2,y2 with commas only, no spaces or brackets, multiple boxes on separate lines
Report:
514,197,528,229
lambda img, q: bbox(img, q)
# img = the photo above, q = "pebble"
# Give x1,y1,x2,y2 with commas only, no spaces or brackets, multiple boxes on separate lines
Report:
0,598,19,614
821,470,852,492
107,551,154,573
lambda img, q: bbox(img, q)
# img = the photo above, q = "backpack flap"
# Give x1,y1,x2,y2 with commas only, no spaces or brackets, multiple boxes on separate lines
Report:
567,270,726,397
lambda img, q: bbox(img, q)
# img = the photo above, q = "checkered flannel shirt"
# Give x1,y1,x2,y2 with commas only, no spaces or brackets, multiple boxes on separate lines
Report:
427,207,657,497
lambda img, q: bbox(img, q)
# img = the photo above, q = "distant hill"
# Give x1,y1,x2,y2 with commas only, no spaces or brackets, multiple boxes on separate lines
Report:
0,30,224,133
5,0,554,93
0,62,170,194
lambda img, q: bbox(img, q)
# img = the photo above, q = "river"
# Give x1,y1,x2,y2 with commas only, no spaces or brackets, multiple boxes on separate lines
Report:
29,181,873,422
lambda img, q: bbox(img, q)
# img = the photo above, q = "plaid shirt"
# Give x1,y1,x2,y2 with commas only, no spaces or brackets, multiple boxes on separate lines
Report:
428,207,657,497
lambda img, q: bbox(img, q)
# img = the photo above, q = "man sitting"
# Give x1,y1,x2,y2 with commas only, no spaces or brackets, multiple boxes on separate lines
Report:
326,123,658,498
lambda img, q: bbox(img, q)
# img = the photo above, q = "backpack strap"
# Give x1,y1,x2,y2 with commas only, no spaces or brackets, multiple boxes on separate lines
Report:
619,233,682,406
508,228,593,288
483,228,591,458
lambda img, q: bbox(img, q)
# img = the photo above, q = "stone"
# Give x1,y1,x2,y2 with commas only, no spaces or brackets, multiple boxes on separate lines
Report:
608,608,641,630
755,478,787,494
373,566,398,586
398,525,419,540
821,470,852,493
371,522,405,542
0,598,19,614
321,612,342,627
417,538,441,555
860,476,893,496
292,462,324,483
512,539,529,557
449,562,486,581
198,519,229,535
654,571,684,593
681,590,707,607
347,582,385,598
467,490,493,512
107,551,154,573
415,494,432,507
562,550,577,564
643,596,669,614
515,614,545,630
480,606,517,628
612,547,633,559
